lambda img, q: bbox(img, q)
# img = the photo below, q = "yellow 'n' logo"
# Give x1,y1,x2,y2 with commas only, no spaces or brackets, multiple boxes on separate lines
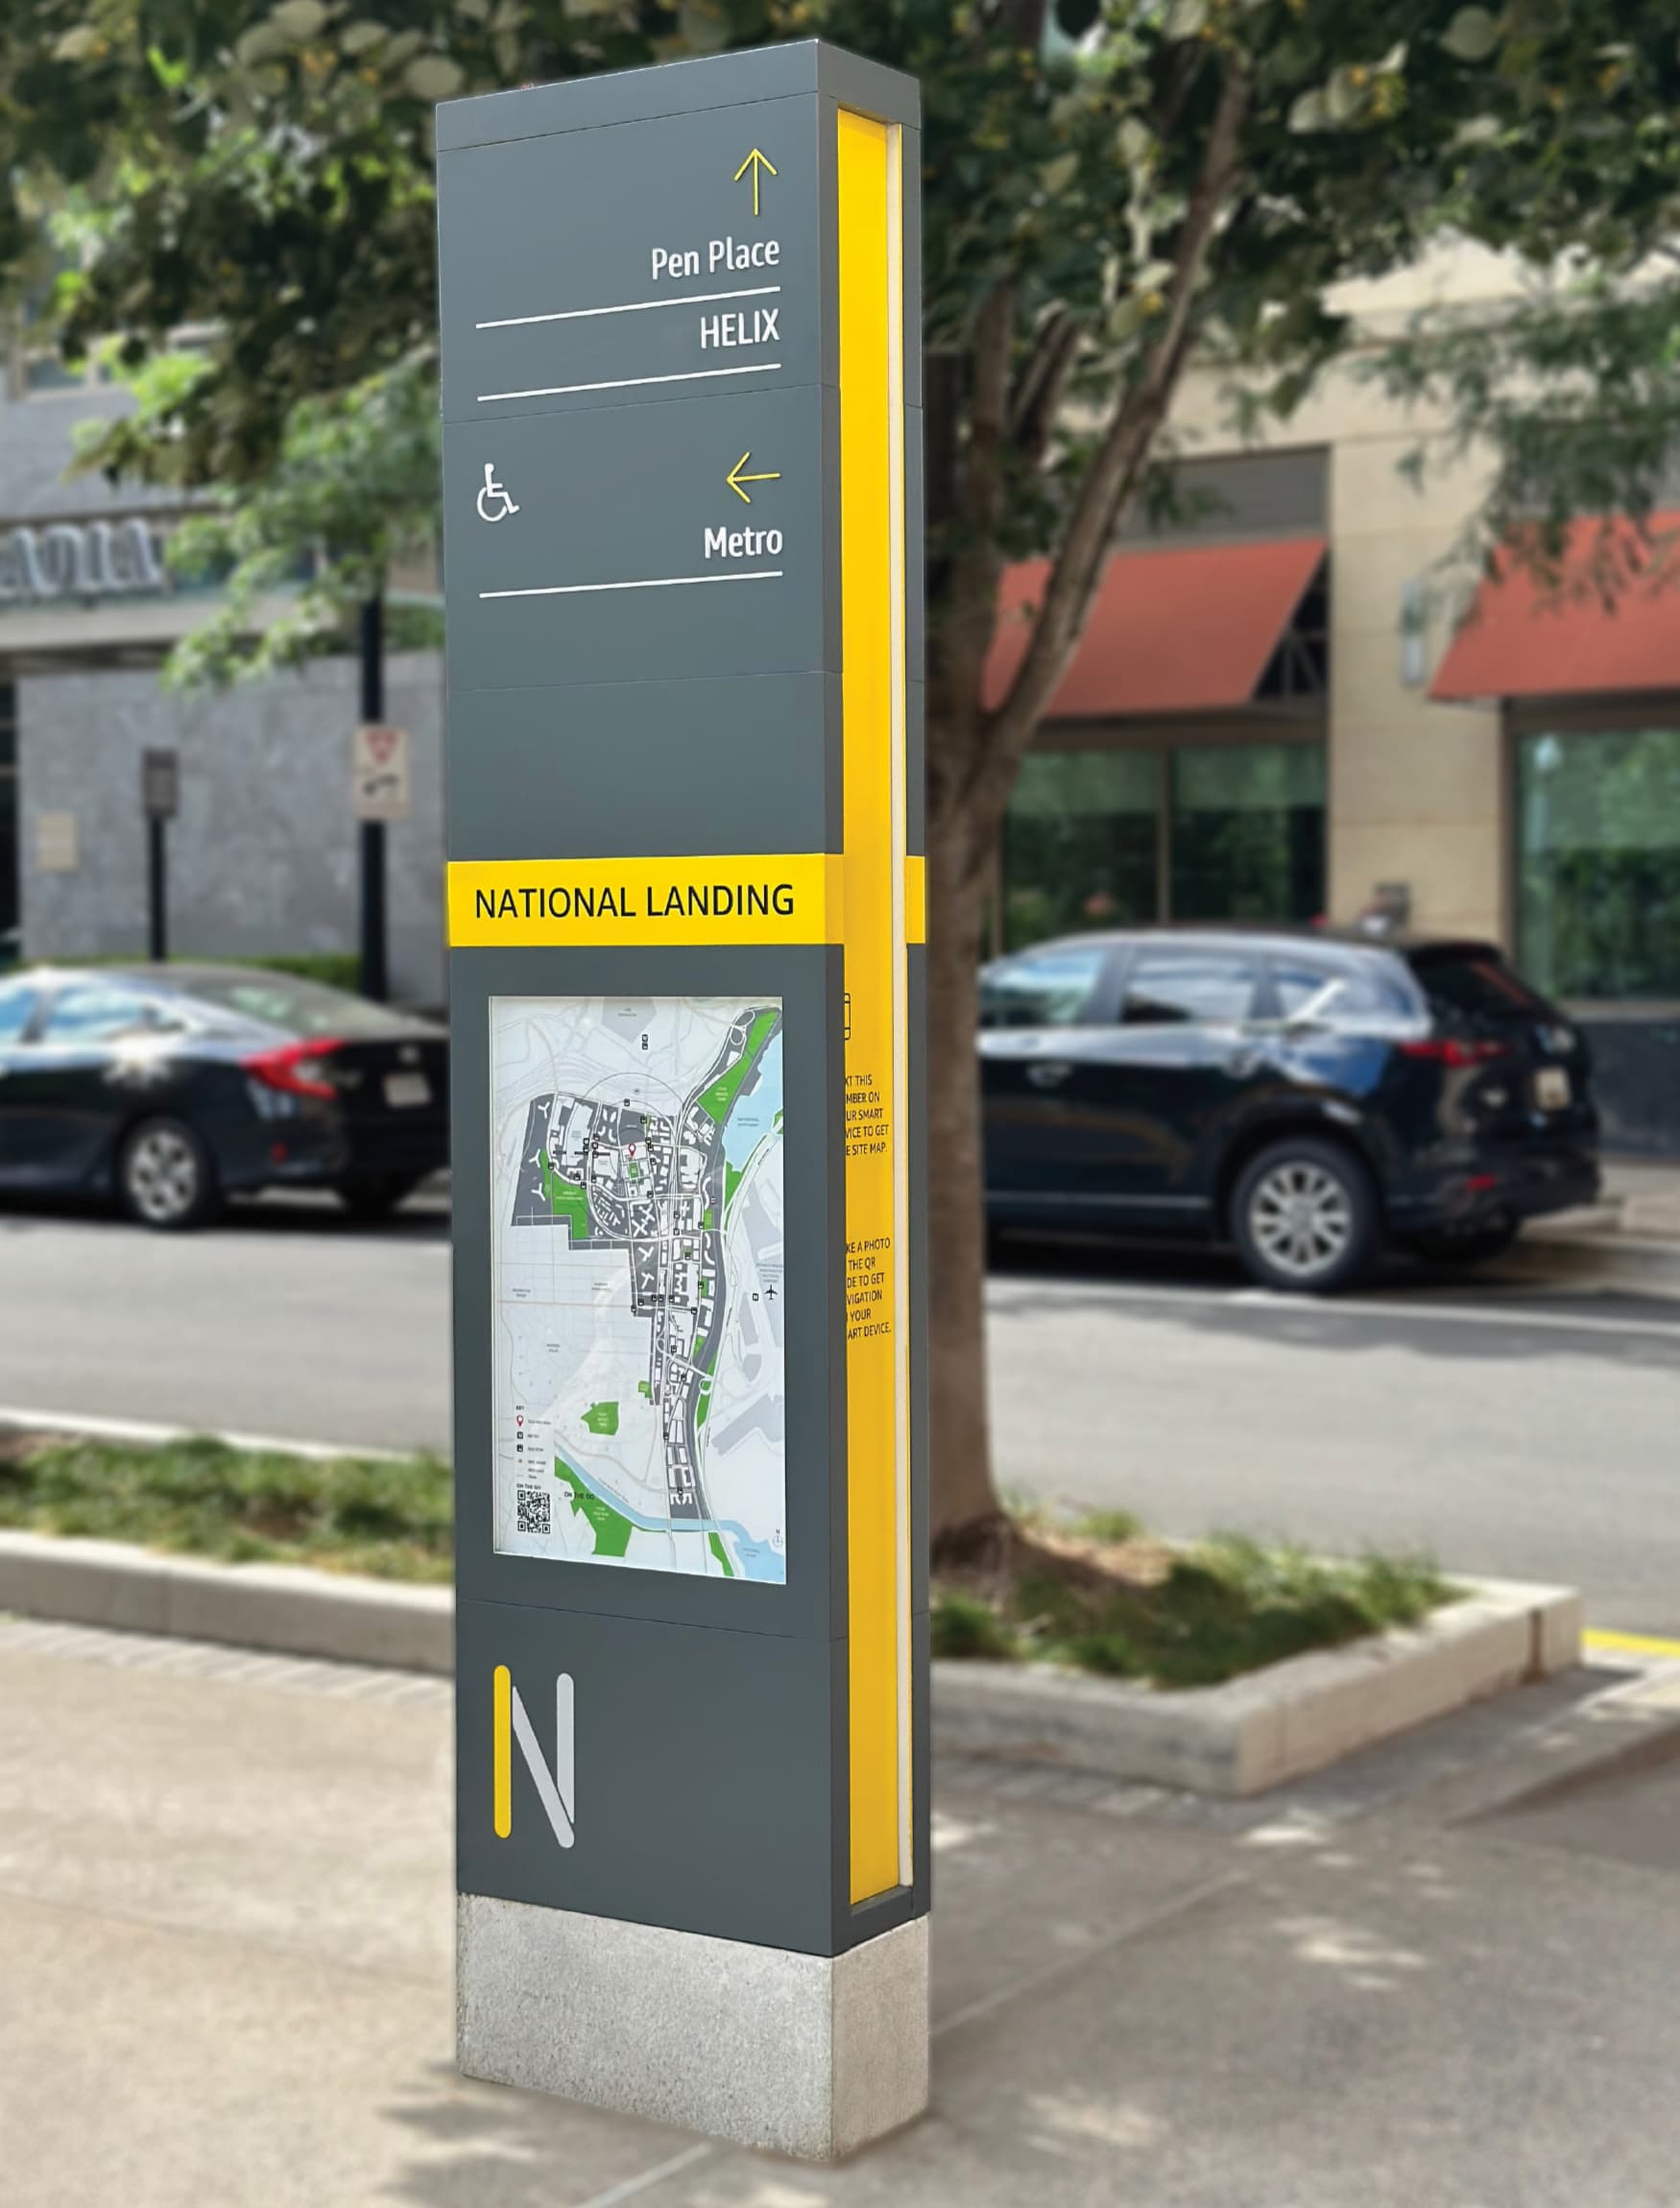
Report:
492,1665,574,1849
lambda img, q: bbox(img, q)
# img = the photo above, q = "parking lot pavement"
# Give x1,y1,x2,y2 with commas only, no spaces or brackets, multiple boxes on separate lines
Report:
0,1188,452,1455
2,1191,1677,1632
6,1619,1680,2208
984,1234,1680,1638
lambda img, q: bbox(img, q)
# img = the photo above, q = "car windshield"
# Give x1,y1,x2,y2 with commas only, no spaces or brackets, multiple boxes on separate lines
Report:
163,971,429,1039
1406,947,1549,1023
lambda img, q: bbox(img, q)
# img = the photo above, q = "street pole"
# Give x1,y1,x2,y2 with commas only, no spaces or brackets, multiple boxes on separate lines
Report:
147,815,167,962
358,593,389,1001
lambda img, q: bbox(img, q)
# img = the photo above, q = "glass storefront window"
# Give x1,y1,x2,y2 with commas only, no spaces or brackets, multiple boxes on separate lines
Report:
1003,750,1158,949
1170,743,1326,924
1002,739,1326,947
1517,728,1680,1000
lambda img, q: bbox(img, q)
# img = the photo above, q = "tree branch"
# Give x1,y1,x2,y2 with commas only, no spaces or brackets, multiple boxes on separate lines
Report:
1009,307,1080,465
928,278,1016,839
964,60,1250,846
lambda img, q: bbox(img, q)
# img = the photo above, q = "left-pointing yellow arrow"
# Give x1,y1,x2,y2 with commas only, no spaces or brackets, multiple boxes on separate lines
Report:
727,449,781,503
732,146,778,216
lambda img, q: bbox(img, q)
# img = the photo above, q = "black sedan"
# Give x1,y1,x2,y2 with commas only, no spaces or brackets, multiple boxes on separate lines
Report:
981,927,1600,1292
0,964,447,1229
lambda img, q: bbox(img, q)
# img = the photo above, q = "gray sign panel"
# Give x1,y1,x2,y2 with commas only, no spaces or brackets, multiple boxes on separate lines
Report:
439,95,821,425
444,675,842,864
140,747,179,820
442,382,833,694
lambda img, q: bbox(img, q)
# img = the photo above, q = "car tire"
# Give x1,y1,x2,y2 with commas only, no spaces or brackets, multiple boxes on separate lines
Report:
117,1116,221,1232
1231,1137,1380,1295
1409,1215,1521,1267
336,1172,424,1222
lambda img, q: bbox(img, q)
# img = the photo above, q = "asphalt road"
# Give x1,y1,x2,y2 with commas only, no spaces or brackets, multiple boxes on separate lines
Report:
2,1188,1677,1634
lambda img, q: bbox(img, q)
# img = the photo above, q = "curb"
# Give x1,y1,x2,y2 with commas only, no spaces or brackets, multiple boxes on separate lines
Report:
0,1532,452,1673
932,1577,1582,1795
0,1532,1578,1794
0,1406,418,1464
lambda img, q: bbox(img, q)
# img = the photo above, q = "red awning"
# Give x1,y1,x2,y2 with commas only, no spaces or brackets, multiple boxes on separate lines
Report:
1431,514,1680,701
982,536,1326,718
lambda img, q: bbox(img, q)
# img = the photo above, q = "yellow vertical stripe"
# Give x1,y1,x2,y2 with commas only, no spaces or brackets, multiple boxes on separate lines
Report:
492,1665,513,1838
838,107,909,1904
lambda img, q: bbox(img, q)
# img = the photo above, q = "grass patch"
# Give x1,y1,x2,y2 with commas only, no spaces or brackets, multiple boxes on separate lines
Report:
0,1433,452,1581
932,1518,1455,1691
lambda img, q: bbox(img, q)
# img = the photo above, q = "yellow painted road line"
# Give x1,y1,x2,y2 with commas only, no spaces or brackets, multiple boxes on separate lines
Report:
1584,1628,1680,1661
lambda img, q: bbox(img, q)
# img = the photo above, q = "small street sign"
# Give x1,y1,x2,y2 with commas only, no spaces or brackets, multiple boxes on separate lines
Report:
352,723,412,823
141,747,180,820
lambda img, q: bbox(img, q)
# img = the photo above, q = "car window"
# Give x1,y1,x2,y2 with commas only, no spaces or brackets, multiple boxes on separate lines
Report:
40,984,177,1044
0,980,36,1043
979,945,1110,1029
1120,948,1260,1027
1271,955,1411,1022
166,970,421,1039
1405,946,1548,1022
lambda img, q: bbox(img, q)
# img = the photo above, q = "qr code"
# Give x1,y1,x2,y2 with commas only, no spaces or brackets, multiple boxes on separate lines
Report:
516,1488,551,1536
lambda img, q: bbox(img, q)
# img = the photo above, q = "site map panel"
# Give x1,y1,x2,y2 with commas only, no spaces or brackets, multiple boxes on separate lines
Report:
490,994,786,1583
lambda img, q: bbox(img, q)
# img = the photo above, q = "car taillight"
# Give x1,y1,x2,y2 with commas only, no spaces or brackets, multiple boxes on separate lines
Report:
242,1038,344,1098
1400,1038,1511,1068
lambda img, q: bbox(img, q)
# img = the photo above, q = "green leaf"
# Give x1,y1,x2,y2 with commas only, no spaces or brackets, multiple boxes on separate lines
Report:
402,55,467,102
676,1,729,54
1324,67,1367,124
1116,115,1155,170
1442,8,1502,63
1163,0,1208,40
340,20,388,53
1040,151,1078,197
269,0,331,40
1288,88,1328,133
51,25,104,60
233,22,288,64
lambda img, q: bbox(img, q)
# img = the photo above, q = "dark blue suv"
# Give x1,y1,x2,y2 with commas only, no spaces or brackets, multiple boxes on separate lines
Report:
979,928,1599,1292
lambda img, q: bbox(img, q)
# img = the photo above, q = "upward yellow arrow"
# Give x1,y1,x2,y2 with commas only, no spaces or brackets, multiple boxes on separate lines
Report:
732,146,777,216
727,450,780,503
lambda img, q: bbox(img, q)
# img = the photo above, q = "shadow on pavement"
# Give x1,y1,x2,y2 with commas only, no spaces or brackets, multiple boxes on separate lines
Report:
987,1229,1680,1370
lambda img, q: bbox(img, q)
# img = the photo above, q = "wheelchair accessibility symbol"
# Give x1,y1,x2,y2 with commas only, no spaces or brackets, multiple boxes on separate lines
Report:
476,464,519,523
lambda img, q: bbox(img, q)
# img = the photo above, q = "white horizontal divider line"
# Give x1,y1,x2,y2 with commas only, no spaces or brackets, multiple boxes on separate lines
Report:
480,569,782,602
477,283,780,330
476,361,780,403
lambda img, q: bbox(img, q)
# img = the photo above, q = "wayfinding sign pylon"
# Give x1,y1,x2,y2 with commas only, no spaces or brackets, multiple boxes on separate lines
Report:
437,41,926,2159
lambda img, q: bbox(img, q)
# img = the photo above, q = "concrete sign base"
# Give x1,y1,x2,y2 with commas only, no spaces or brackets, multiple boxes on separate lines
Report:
457,1896,929,2159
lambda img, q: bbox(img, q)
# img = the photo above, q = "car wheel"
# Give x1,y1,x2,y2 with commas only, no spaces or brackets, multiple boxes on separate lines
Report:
1231,1137,1380,1295
1409,1215,1521,1266
335,1172,424,1222
118,1116,220,1232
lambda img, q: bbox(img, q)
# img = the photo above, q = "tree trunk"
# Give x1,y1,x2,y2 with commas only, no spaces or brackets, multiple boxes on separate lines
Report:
924,774,1003,1549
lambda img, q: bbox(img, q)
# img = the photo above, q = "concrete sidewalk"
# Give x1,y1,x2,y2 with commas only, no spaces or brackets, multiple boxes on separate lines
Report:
5,1619,1680,2207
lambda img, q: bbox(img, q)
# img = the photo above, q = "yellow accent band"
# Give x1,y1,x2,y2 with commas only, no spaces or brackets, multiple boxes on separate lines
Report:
447,853,844,947
492,1665,513,1838
904,854,925,947
839,106,910,1906
1584,1628,1680,1660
